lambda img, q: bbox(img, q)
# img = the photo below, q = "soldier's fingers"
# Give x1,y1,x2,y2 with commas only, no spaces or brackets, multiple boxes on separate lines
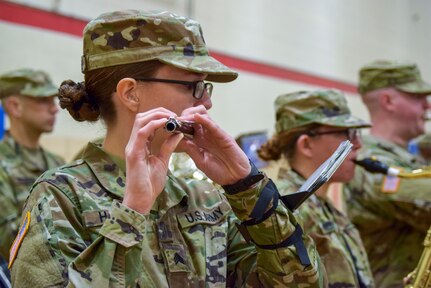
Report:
126,118,168,159
158,133,184,164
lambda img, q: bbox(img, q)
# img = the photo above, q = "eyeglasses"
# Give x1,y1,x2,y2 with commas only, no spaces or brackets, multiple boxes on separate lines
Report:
307,128,361,142
135,77,213,100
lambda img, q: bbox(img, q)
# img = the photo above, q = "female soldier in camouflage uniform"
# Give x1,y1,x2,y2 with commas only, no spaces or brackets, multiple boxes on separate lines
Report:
259,90,375,287
9,10,325,287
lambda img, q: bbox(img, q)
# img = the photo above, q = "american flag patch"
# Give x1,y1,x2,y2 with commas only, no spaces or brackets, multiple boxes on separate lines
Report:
8,211,31,268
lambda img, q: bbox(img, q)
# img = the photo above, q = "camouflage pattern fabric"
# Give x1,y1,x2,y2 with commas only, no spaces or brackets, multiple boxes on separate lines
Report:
415,133,431,147
0,167,18,262
0,68,58,99
345,135,431,287
413,133,431,165
276,168,374,287
275,89,370,135
0,132,65,260
11,142,325,287
358,60,431,95
82,10,238,83
169,152,209,182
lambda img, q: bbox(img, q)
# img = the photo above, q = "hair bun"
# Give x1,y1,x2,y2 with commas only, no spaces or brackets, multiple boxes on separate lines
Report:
258,137,282,161
58,80,100,122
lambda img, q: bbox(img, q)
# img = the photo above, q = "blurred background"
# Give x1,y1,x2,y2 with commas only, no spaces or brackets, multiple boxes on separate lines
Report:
1,0,430,161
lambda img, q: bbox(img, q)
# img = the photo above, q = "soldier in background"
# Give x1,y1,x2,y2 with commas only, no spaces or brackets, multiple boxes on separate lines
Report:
10,10,325,287
0,69,64,263
259,89,374,287
345,60,431,287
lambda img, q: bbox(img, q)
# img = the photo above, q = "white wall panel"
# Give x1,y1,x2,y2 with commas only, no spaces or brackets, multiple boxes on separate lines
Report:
195,0,431,81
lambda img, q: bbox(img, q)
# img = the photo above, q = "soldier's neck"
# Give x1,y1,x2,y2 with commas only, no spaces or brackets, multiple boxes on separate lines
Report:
369,126,408,148
9,123,41,150
103,115,140,160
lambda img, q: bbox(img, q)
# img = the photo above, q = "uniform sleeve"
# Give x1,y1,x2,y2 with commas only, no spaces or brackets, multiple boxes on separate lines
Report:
10,181,148,287
346,165,431,233
224,176,326,287
0,167,21,260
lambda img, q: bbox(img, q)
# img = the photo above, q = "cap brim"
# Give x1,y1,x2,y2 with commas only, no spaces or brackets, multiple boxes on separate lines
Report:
21,83,58,97
157,55,238,83
316,114,371,129
396,80,431,95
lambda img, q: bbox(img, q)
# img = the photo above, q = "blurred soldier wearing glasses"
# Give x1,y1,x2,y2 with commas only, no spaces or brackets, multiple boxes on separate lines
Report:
259,89,374,287
345,60,431,287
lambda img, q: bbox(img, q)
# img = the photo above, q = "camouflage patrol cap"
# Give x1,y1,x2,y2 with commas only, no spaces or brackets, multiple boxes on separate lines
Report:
0,69,57,99
275,89,370,135
81,10,238,83
359,60,431,95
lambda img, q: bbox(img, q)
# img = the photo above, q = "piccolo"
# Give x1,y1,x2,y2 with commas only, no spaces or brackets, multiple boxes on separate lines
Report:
164,117,195,136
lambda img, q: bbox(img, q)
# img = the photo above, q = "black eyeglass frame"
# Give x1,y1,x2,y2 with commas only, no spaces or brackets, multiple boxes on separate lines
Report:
135,77,213,100
306,128,361,142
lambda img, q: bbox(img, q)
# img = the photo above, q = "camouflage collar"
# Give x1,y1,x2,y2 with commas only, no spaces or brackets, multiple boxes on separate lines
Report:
2,131,15,150
277,166,323,204
81,142,188,214
82,142,127,199
2,131,37,155
278,167,305,188
0,131,49,171
362,135,424,165
155,173,188,216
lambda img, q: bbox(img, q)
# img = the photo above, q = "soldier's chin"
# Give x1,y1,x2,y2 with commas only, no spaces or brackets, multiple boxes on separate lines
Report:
334,173,354,183
334,165,355,182
43,126,54,133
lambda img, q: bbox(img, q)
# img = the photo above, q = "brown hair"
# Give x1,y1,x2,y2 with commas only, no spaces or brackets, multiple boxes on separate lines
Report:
58,60,164,125
258,124,319,161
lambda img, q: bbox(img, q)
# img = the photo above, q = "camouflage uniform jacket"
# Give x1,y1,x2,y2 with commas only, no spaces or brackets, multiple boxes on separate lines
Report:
0,132,64,260
277,167,374,287
345,135,431,288
11,142,325,287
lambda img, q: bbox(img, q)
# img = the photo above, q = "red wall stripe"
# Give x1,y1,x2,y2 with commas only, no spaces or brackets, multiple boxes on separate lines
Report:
214,53,357,93
0,1,85,36
0,0,357,93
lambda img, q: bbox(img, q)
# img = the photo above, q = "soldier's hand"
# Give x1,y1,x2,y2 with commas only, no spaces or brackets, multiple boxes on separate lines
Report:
178,105,250,186
123,108,183,214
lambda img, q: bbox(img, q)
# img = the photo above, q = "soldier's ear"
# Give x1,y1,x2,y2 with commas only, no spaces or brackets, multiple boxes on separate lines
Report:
380,91,396,112
296,134,314,158
3,96,23,118
116,78,140,112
